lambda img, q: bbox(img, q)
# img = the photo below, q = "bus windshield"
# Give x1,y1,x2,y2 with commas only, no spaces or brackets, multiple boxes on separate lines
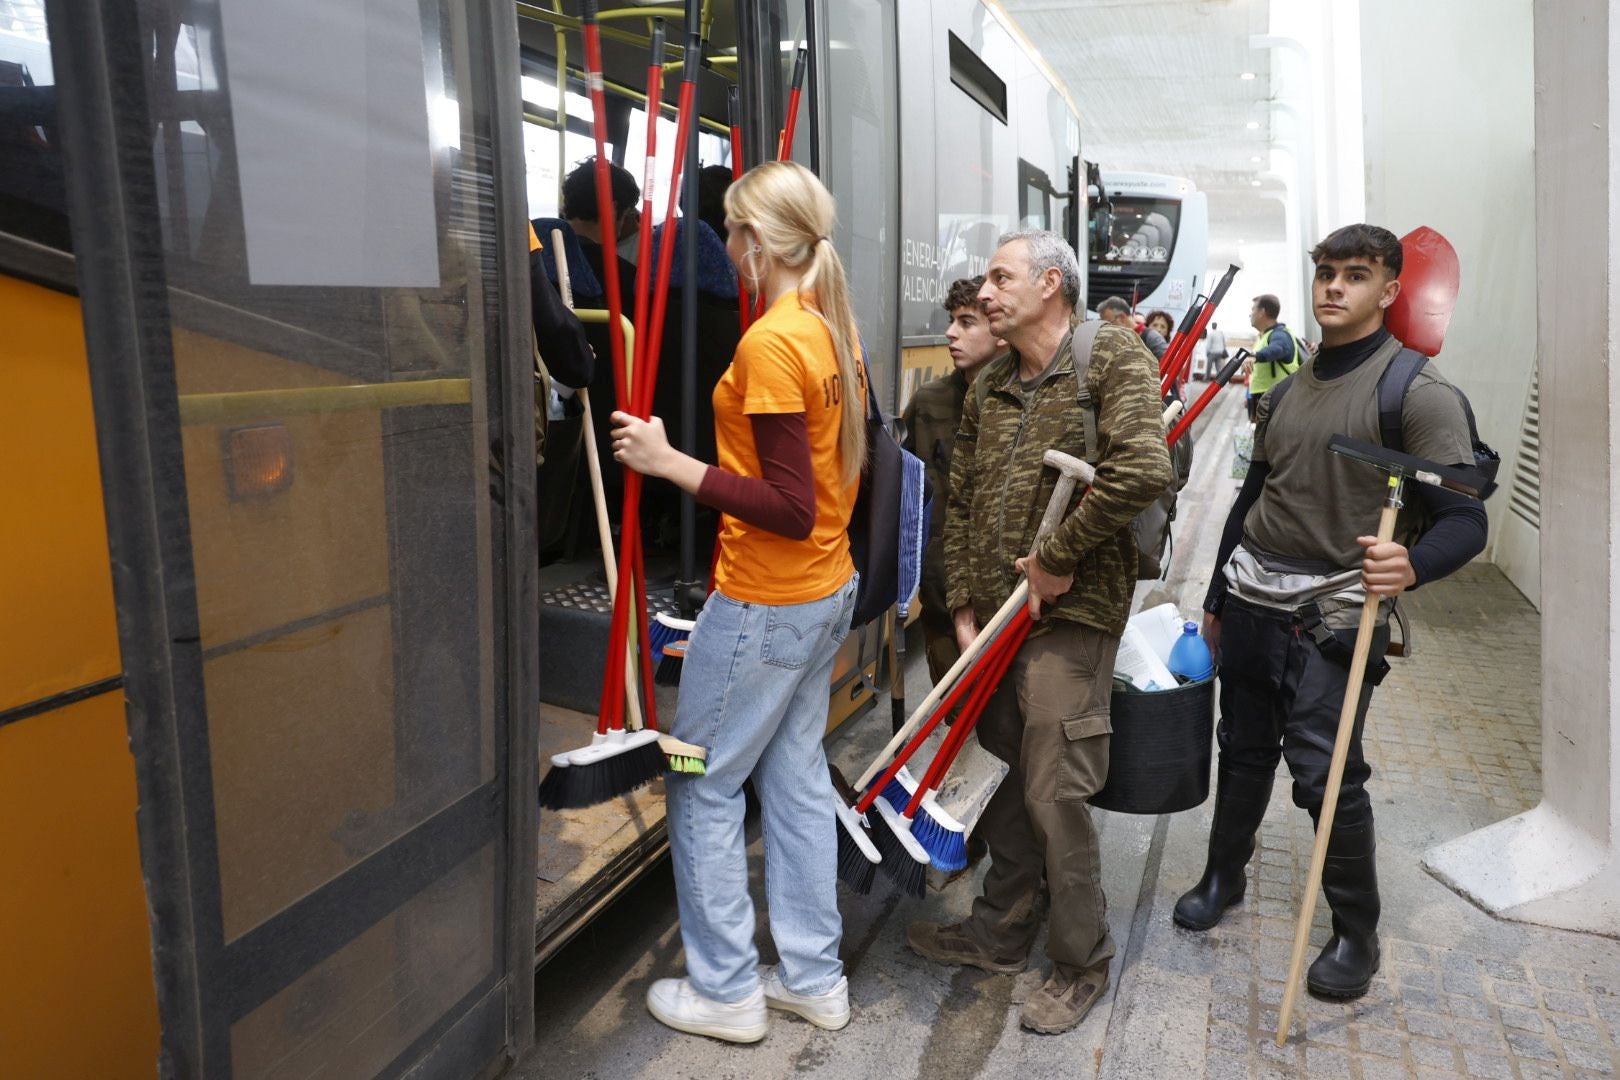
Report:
1097,196,1181,271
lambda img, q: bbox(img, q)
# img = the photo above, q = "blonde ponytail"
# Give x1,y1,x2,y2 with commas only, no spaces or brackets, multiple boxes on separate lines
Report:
724,161,868,484
802,237,868,484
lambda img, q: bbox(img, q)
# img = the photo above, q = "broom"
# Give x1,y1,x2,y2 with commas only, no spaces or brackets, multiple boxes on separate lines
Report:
595,2,707,771
857,450,1093,880
904,618,1031,873
539,2,668,807
851,609,1036,895
832,603,1028,893
870,613,1030,893
881,615,1028,874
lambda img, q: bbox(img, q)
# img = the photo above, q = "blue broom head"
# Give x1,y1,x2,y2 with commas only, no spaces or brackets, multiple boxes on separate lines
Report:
912,792,969,872
650,611,695,661
879,765,919,812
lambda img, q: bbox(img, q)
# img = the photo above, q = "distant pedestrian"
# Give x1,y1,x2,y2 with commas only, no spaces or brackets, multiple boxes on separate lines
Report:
1243,293,1301,422
1098,295,1167,360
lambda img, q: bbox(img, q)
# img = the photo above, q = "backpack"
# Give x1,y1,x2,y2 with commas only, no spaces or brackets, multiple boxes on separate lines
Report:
1267,346,1501,509
974,322,1189,581
848,345,926,628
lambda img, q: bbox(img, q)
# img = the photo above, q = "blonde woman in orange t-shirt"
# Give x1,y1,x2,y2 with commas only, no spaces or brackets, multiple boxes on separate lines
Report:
610,161,865,1042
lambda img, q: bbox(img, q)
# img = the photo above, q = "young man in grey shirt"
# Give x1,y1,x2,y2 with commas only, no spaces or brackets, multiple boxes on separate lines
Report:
1174,224,1488,999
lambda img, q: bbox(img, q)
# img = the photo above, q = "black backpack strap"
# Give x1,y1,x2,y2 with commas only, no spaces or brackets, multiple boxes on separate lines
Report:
1377,348,1428,452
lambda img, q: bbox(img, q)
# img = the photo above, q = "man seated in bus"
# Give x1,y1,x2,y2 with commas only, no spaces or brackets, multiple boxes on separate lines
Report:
1244,292,1301,422
561,157,640,313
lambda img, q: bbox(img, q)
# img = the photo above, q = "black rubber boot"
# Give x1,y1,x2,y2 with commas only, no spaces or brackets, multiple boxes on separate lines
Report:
1173,765,1275,931
1307,820,1381,999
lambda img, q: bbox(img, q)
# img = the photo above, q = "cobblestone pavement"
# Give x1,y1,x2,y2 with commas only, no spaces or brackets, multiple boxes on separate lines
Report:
524,389,1620,1080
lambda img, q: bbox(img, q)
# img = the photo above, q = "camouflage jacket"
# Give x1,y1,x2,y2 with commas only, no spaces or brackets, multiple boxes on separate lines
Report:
944,323,1173,637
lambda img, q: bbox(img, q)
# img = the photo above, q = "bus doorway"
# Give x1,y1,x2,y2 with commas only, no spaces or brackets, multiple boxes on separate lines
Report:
43,0,539,1074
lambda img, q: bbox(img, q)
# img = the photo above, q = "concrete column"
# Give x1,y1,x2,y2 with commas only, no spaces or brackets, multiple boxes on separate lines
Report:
1421,0,1620,934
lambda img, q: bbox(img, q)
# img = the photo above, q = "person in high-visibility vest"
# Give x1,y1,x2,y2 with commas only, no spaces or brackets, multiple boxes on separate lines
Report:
1243,293,1301,422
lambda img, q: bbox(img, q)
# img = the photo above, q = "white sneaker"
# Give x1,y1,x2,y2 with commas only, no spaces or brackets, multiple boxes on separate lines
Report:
761,966,851,1030
645,978,767,1043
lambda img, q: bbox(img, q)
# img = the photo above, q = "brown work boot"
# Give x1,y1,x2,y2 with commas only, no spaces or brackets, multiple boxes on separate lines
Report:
1019,964,1108,1034
905,921,1027,975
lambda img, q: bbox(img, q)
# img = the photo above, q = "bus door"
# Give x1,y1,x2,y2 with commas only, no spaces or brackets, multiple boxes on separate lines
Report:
48,0,538,1076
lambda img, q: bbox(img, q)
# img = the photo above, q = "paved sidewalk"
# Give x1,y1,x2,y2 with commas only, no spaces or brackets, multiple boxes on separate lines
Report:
522,386,1608,1080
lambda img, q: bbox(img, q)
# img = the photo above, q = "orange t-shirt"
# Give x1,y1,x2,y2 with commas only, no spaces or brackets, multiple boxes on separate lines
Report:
711,291,862,605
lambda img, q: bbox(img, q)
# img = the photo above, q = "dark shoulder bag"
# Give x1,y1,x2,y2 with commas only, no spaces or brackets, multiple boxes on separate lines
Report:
848,346,902,627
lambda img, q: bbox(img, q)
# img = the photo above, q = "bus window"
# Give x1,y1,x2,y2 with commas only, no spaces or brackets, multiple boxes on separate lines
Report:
0,0,68,252
1018,158,1053,232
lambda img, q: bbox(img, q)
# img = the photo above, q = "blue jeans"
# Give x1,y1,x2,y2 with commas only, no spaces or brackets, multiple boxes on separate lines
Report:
665,573,859,1002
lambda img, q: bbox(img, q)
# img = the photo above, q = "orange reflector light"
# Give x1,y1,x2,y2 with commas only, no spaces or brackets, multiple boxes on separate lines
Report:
223,423,293,499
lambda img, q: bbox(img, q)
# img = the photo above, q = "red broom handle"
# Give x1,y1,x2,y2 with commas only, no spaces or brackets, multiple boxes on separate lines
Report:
728,85,752,333
631,21,665,386
1165,350,1248,448
1160,264,1239,395
1159,295,1206,377
855,611,1031,814
581,9,628,413
639,78,699,415
779,45,808,160
601,11,704,732
583,1,636,735
905,616,1030,819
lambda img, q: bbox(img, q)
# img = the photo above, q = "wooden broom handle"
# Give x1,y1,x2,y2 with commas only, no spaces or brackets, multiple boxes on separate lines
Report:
552,228,646,733
1276,481,1402,1043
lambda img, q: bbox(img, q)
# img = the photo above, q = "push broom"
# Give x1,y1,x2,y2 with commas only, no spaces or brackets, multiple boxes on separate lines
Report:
860,450,1091,889
832,588,1030,892
565,0,705,801
539,0,672,808
549,227,706,779
834,603,1030,893
874,615,1032,894
835,451,1094,890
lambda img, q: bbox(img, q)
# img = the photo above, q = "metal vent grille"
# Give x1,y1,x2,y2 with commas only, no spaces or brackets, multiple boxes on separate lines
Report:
1509,363,1540,529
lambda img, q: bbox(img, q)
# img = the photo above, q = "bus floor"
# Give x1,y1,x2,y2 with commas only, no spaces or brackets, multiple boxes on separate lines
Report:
518,385,1619,1078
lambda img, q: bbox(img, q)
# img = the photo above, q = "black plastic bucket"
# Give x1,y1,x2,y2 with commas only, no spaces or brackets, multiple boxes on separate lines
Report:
1091,676,1214,815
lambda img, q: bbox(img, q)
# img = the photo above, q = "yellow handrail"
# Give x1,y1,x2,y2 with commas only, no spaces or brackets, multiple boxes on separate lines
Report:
572,309,637,392
515,4,689,55
177,379,472,425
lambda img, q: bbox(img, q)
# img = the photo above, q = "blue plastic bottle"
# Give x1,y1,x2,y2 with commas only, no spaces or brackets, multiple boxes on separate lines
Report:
1167,620,1213,683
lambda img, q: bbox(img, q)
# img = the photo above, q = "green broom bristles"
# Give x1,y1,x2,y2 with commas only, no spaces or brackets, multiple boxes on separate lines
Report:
657,733,708,776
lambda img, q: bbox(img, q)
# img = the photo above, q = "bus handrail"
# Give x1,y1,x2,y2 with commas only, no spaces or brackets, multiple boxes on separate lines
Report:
572,309,637,389
176,378,471,425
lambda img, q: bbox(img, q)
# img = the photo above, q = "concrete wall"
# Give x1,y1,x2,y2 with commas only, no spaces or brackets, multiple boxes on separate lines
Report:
1423,0,1620,936
1359,0,1538,577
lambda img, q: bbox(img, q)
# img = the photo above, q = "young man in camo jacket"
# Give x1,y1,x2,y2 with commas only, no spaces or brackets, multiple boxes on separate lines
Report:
903,276,1005,686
